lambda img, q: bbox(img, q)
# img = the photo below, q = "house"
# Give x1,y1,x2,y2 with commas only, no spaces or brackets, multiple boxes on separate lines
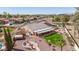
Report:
24,21,56,36
0,18,9,24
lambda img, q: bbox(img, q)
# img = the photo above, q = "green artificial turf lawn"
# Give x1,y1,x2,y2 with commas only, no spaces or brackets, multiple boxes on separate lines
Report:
44,33,65,47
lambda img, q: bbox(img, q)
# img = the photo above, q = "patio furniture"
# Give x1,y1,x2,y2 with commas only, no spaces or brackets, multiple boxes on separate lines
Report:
22,40,40,51
22,41,32,49
29,41,40,51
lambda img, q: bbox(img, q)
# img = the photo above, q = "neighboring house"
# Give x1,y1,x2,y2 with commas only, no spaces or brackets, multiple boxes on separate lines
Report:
3,20,9,24
24,21,56,35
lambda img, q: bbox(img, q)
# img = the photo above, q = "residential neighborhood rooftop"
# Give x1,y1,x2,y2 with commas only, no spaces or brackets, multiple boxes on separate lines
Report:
25,21,56,34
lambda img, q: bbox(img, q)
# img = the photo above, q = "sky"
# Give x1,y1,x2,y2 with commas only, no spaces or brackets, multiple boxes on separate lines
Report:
0,7,76,14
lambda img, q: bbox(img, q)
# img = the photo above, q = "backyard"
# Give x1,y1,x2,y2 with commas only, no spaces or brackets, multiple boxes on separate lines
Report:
44,33,65,47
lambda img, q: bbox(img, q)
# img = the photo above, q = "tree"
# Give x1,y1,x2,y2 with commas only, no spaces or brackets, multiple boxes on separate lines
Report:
54,14,70,23
72,8,79,38
4,28,13,51
3,12,7,18
59,14,70,23
54,16,61,22
7,13,12,18
59,40,65,51
0,14,3,18
3,12,12,19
